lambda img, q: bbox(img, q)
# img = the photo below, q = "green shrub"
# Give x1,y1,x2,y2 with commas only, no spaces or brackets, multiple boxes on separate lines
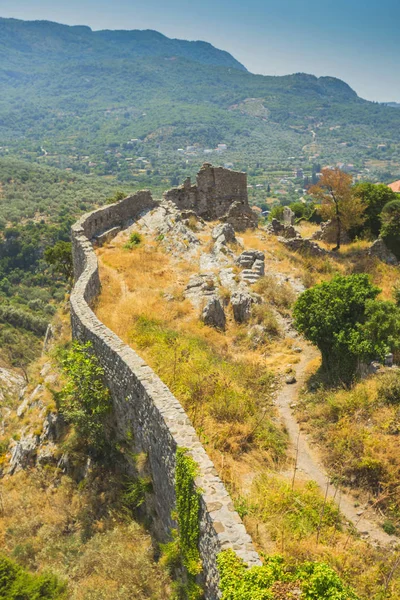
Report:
377,371,400,405
293,274,400,383
124,231,142,249
57,341,112,452
217,550,359,600
0,555,66,599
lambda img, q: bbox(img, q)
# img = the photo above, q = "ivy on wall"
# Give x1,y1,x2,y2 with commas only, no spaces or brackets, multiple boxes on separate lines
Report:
162,447,203,600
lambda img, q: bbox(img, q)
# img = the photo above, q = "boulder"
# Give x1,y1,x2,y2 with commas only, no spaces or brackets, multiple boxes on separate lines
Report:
220,201,258,232
201,298,226,330
283,206,295,225
41,412,65,443
211,223,236,244
278,236,328,256
231,291,255,323
266,219,300,239
312,220,350,244
368,238,398,265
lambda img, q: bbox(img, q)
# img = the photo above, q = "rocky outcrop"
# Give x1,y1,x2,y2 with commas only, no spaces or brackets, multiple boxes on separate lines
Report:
312,219,350,244
368,238,398,265
266,218,300,239
278,236,328,256
70,191,261,598
201,297,226,330
283,206,295,225
9,435,38,474
231,291,256,323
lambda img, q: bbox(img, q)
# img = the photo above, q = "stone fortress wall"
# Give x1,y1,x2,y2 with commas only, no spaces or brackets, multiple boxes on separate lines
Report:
70,182,261,598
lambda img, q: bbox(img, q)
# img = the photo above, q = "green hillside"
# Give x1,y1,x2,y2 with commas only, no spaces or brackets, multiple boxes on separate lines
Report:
1,16,400,185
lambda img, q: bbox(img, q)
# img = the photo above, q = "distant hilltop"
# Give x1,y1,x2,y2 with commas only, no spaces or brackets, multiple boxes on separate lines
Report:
0,17,247,71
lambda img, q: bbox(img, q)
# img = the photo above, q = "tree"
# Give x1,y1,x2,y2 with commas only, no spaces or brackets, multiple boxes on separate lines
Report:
309,168,365,250
293,274,400,383
380,199,400,259
44,241,73,281
352,182,397,237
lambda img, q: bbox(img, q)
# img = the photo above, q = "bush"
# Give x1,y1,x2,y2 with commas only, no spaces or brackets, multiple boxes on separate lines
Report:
124,231,142,249
58,341,112,452
377,371,400,405
293,274,400,383
217,550,359,600
0,555,66,599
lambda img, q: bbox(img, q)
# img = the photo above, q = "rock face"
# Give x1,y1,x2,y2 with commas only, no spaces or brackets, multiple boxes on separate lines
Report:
9,435,38,474
135,201,200,257
368,238,398,265
164,164,258,231
312,219,350,244
184,274,218,307
201,297,226,330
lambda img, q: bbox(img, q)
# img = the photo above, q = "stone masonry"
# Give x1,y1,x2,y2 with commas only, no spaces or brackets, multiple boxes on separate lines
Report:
70,192,261,599
164,163,258,230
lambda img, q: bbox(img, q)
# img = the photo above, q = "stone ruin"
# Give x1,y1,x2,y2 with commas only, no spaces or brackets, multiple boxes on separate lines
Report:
164,163,258,231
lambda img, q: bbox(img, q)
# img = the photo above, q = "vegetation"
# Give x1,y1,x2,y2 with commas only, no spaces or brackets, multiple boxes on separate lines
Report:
162,449,202,599
309,168,365,250
57,341,112,452
0,555,66,600
352,183,398,237
298,371,400,524
217,550,359,600
380,199,400,259
44,242,73,282
293,274,400,383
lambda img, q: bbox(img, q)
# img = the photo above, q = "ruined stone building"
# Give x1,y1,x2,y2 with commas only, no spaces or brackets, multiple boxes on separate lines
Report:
164,163,258,231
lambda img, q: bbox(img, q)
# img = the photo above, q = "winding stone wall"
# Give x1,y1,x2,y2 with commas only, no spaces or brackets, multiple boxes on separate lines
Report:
70,191,261,599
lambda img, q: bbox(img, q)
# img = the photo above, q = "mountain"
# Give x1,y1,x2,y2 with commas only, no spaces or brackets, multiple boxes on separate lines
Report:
1,16,400,182
0,17,247,70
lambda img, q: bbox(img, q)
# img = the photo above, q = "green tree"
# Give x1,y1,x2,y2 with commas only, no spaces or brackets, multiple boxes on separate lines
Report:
44,241,73,281
293,274,400,383
380,199,400,259
58,341,112,451
352,182,397,237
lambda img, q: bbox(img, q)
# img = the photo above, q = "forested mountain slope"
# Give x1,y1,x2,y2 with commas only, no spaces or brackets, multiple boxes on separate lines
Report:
1,17,400,172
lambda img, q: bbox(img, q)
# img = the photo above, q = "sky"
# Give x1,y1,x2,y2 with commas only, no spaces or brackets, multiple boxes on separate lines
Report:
1,0,399,102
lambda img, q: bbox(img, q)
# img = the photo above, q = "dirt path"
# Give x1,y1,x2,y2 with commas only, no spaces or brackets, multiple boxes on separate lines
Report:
275,344,397,547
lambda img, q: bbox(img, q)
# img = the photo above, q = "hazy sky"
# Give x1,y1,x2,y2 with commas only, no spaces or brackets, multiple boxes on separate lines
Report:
1,0,399,102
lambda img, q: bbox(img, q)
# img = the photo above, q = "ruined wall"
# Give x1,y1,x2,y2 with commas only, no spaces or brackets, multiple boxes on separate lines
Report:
164,163,251,222
70,191,261,599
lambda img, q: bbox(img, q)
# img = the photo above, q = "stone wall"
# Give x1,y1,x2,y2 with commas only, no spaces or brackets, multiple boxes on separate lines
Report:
164,163,254,225
70,191,261,599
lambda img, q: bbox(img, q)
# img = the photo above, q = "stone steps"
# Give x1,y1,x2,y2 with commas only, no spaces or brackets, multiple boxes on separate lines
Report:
241,269,261,284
